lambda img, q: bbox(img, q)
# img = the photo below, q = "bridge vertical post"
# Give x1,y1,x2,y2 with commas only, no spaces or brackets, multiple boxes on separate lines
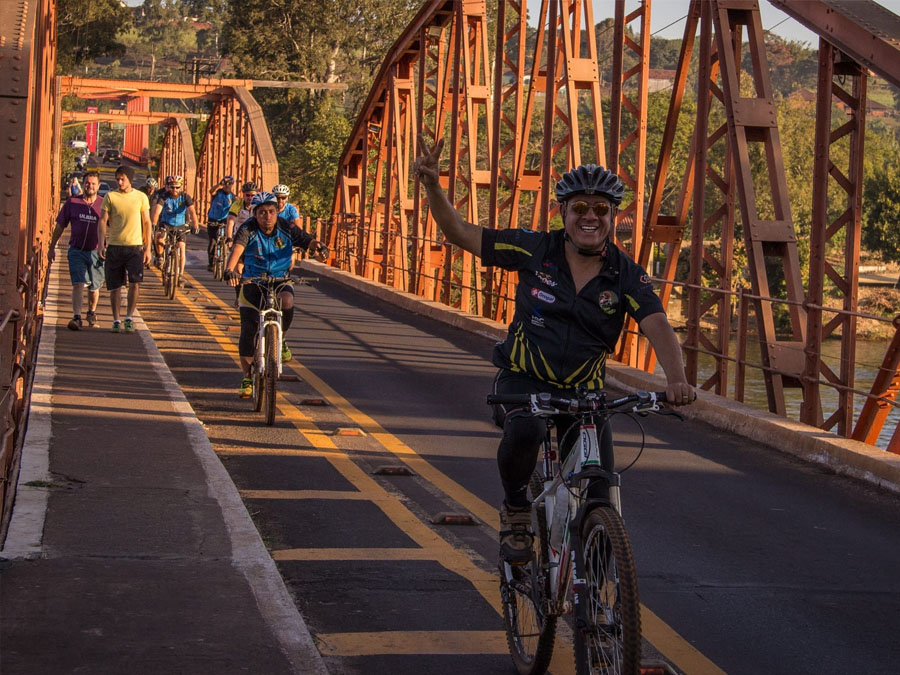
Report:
803,40,866,434
712,0,807,415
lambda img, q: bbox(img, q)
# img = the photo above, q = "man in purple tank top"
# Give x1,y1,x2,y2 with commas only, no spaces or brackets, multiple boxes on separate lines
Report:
49,171,106,330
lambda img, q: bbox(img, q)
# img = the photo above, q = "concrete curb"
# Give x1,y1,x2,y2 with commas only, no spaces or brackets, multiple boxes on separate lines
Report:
133,312,329,675
301,259,900,494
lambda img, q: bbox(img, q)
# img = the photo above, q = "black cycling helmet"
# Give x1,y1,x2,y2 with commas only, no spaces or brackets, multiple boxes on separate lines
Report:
554,164,625,205
241,181,258,193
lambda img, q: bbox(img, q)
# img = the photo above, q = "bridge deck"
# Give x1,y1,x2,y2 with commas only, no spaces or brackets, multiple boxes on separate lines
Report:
3,236,900,674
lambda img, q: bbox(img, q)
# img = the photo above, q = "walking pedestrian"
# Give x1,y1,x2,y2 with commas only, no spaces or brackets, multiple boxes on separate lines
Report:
97,165,152,333
49,171,105,330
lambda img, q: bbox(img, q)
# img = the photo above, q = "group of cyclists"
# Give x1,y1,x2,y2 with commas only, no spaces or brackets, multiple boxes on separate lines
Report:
140,173,326,398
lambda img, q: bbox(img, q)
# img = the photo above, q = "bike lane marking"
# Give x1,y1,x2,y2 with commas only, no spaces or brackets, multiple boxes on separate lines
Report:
176,270,723,674
151,272,540,666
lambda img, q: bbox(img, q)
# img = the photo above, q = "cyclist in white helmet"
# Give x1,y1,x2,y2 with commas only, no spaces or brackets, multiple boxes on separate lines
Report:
272,184,302,230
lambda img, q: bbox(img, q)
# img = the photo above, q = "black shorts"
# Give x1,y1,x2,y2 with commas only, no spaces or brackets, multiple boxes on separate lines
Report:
237,281,295,357
105,245,144,290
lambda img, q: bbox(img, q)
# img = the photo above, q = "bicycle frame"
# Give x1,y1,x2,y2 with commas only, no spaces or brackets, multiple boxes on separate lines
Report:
254,285,283,379
527,414,619,615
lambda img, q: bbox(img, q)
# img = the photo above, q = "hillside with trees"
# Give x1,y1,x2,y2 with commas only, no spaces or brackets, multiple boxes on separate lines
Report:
56,0,900,281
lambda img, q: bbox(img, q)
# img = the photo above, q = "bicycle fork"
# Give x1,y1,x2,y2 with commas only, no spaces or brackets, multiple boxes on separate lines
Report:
256,308,283,376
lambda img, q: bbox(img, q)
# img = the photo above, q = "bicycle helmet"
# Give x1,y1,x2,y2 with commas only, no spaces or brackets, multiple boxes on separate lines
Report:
554,164,625,205
272,184,290,197
250,191,278,211
146,177,158,189
222,175,235,184
241,181,258,193
166,174,184,188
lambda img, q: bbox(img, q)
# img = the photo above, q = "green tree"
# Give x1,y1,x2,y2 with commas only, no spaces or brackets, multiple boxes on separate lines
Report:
863,140,900,263
56,0,132,73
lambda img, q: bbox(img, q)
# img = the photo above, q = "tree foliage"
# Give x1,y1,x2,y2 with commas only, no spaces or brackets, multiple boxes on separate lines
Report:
56,0,132,73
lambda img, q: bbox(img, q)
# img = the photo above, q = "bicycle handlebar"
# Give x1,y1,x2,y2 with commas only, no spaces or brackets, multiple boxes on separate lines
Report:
242,274,300,286
486,390,669,415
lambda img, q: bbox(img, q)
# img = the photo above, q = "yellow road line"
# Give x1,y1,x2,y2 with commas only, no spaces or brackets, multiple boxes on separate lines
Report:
642,607,726,674
316,630,509,656
240,489,384,501
274,548,444,561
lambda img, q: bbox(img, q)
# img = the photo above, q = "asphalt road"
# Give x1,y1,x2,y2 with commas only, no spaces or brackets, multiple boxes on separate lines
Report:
135,237,900,675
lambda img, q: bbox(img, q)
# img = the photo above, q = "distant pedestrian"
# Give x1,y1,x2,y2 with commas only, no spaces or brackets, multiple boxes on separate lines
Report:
49,171,105,330
97,165,152,334
68,175,83,197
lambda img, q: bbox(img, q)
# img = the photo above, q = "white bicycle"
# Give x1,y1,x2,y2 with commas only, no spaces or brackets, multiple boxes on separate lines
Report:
486,389,683,675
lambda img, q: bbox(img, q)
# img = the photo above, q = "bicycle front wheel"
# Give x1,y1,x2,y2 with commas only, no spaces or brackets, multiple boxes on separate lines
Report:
168,245,182,299
251,358,264,412
500,472,556,675
264,323,278,425
574,506,641,675
213,241,225,280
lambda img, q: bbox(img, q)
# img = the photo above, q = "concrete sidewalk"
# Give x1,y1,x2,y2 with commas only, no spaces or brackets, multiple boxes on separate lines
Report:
0,262,327,674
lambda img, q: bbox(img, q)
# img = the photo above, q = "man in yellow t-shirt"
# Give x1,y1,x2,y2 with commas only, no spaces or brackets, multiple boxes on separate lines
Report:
97,165,152,333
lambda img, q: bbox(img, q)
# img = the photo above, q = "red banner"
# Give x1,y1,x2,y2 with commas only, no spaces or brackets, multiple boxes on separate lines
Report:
85,106,98,154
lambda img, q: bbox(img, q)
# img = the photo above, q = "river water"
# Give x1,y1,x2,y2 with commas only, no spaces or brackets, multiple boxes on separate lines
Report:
654,337,899,451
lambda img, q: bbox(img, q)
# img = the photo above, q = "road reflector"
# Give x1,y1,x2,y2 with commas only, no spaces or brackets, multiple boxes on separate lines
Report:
432,513,476,526
373,466,414,476
641,663,677,675
300,398,327,406
334,427,365,436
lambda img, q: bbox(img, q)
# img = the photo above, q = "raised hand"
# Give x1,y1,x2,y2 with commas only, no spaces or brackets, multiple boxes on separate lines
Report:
412,133,444,189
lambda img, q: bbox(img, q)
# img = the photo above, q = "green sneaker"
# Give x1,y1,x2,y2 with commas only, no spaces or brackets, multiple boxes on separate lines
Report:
238,377,253,398
110,320,122,333
281,340,292,363
123,318,135,333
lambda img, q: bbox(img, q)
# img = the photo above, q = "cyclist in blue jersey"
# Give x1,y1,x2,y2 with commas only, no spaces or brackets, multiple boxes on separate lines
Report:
151,175,199,282
272,184,302,229
224,192,326,397
206,175,236,270
414,136,694,563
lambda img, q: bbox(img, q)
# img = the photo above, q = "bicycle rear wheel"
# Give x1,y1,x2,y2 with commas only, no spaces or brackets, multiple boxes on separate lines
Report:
264,322,278,425
500,472,556,675
251,358,264,412
574,506,641,675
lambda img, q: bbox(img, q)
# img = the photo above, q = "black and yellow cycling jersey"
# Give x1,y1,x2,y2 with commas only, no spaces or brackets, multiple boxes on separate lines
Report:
481,227,664,390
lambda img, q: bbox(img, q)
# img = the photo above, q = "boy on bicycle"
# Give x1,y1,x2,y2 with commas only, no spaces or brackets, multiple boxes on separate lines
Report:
413,136,694,563
223,192,326,398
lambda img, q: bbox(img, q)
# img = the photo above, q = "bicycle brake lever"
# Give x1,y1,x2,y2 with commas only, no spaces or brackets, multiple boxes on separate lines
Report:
657,408,685,421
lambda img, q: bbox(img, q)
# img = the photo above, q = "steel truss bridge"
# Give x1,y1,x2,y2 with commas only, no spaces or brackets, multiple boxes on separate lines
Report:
1,0,899,534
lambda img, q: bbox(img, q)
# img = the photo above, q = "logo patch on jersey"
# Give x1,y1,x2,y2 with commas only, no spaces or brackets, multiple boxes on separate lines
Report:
535,271,557,287
598,290,618,314
531,288,556,304
273,236,286,249
639,273,651,285
530,306,545,327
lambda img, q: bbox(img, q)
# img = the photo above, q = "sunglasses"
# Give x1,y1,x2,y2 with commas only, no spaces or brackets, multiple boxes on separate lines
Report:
569,201,611,217
276,196,287,200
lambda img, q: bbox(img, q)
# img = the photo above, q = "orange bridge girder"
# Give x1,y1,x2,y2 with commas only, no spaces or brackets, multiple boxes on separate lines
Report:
58,77,279,210
323,0,900,451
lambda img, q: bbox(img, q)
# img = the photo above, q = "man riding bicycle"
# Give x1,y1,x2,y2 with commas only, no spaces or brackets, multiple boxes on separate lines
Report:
151,175,199,282
223,191,325,399
207,175,236,271
413,136,694,564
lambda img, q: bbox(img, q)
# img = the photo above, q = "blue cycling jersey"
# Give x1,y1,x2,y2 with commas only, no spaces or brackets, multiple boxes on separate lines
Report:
278,202,300,222
159,193,194,226
208,189,235,221
234,217,313,279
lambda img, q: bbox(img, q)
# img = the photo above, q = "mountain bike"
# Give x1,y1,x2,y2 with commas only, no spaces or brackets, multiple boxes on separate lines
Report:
486,389,683,675
210,222,227,280
243,274,296,426
160,224,189,299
